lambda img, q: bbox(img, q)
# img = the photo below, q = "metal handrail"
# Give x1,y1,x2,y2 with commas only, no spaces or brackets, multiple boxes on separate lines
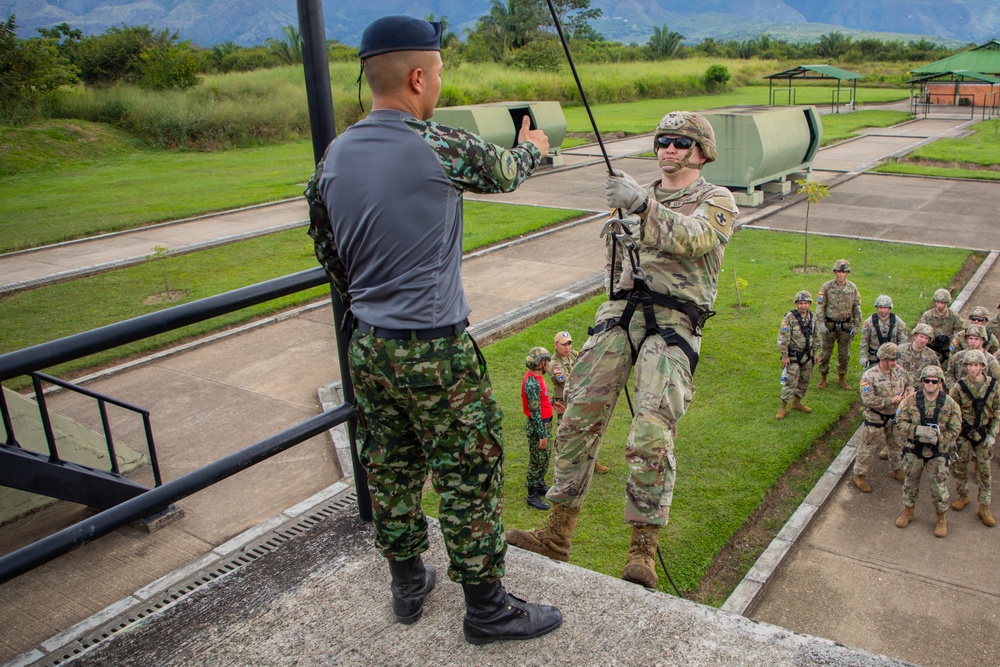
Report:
0,403,354,583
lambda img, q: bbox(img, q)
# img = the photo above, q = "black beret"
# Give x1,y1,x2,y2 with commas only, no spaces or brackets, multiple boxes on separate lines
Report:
359,15,442,59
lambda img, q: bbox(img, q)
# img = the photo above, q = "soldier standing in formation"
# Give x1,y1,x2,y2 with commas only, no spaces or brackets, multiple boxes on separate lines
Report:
919,288,965,364
859,295,907,369
945,324,1000,389
550,331,609,474
897,324,942,391
776,290,821,420
856,342,910,492
947,349,998,527
506,111,738,590
895,365,962,538
950,306,1000,356
522,347,554,511
816,259,862,390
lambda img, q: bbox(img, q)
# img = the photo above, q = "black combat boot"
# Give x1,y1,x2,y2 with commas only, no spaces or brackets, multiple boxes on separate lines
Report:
537,480,550,495
526,486,550,511
462,580,562,645
388,556,436,624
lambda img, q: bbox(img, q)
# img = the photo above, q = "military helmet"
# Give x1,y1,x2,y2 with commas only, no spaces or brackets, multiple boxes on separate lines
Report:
964,349,988,366
874,294,893,309
653,111,717,163
794,290,812,303
921,365,945,380
525,346,551,369
877,342,900,360
933,288,951,303
832,259,851,273
969,306,991,320
911,323,934,338
966,324,987,340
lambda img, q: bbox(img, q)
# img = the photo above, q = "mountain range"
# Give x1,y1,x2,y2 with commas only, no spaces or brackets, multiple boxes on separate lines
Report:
4,0,996,48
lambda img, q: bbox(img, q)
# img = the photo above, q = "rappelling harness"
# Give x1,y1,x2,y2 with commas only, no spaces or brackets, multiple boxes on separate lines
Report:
594,213,714,376
956,376,997,444
785,309,814,367
866,313,897,358
904,391,948,461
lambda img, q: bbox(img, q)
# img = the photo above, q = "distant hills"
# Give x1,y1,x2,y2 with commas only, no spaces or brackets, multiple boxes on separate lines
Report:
5,0,996,48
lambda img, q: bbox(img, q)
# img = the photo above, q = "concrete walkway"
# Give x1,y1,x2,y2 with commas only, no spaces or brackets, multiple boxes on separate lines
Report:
2,111,998,666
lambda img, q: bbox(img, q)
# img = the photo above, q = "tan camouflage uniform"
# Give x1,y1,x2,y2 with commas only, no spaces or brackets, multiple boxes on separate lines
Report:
778,307,820,402
898,342,940,392
547,177,737,526
897,388,962,513
949,376,999,506
549,349,577,411
857,364,909,477
919,307,965,363
950,329,1000,356
945,347,1000,389
816,279,862,376
859,313,907,368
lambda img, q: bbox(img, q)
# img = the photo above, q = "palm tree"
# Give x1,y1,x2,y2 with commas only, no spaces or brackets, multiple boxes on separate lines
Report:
479,0,543,54
266,25,302,65
424,13,460,50
647,24,684,58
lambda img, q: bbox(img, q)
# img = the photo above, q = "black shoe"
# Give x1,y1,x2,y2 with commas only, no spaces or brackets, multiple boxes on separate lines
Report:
462,580,562,645
536,481,550,495
526,491,550,511
388,556,436,624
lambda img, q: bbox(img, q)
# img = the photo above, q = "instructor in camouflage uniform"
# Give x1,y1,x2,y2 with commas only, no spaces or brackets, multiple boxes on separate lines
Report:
776,290,821,420
894,365,962,538
816,259,862,389
855,342,910,492
506,111,738,590
305,15,560,644
859,295,907,369
522,347,553,511
948,349,998,527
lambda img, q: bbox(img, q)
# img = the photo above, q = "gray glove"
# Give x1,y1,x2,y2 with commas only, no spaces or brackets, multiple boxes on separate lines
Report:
849,327,859,337
859,356,868,368
605,170,647,214
913,425,940,445
817,322,828,335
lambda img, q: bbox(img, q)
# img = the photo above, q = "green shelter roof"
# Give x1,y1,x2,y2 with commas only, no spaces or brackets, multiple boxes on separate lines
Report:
908,69,1000,85
911,40,1000,76
763,64,865,81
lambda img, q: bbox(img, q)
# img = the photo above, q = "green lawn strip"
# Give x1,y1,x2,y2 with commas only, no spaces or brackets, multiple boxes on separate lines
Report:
0,203,583,387
818,110,913,145
420,229,968,596
874,163,1000,181
873,119,1000,178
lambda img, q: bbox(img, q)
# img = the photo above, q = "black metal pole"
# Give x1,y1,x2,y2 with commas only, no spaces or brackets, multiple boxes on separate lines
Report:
297,0,371,522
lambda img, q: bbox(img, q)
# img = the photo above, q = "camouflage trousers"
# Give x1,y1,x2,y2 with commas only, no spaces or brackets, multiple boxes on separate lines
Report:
524,418,552,489
855,419,902,476
780,359,813,402
547,324,694,526
348,330,506,584
902,452,951,514
952,437,993,504
819,330,853,376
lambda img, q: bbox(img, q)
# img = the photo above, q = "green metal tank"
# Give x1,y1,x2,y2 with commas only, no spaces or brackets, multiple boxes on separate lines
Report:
429,101,566,165
700,105,822,206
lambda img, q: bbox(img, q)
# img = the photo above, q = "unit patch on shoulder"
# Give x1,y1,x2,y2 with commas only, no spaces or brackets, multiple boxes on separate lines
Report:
861,380,872,394
707,195,736,240
500,152,517,181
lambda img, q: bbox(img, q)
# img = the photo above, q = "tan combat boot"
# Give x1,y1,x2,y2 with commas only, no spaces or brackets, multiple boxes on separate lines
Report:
505,504,580,562
895,506,914,528
979,504,996,527
817,374,828,389
854,475,872,493
889,468,906,483
622,524,660,589
776,401,788,420
594,461,610,474
951,494,971,511
935,511,948,537
791,397,812,413
837,375,852,390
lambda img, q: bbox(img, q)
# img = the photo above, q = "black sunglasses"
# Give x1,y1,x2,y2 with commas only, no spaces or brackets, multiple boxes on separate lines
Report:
970,316,988,322
923,378,940,385
656,136,694,150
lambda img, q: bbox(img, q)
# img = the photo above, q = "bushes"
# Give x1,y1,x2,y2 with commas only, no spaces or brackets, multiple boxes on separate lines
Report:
70,24,200,90
0,16,78,124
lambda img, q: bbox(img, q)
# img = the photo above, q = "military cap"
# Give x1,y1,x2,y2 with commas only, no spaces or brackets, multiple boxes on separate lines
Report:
874,294,893,309
525,346,551,369
921,365,945,380
794,290,812,303
359,15,442,59
933,288,951,303
877,342,900,360
832,259,851,273
966,324,987,339
653,111,717,163
964,349,988,366
969,306,991,319
554,331,572,345
911,323,934,338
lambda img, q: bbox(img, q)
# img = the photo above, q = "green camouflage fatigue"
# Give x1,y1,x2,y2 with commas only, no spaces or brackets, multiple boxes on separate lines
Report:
897,389,962,513
816,279,862,376
549,349,577,406
777,307,820,402
522,372,552,489
547,176,737,526
945,347,1000,389
859,313,908,368
857,364,909,476
949,376,999,505
988,313,1000,341
919,307,965,363
349,330,506,583
950,328,1000,356
898,342,940,392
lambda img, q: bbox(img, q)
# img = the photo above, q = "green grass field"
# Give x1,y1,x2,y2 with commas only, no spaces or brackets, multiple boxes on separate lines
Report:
875,118,1000,179
420,229,970,598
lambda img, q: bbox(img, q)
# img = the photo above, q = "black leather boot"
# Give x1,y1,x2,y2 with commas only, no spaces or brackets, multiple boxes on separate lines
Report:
537,480,550,495
462,580,562,645
388,556,436,624
526,486,550,511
